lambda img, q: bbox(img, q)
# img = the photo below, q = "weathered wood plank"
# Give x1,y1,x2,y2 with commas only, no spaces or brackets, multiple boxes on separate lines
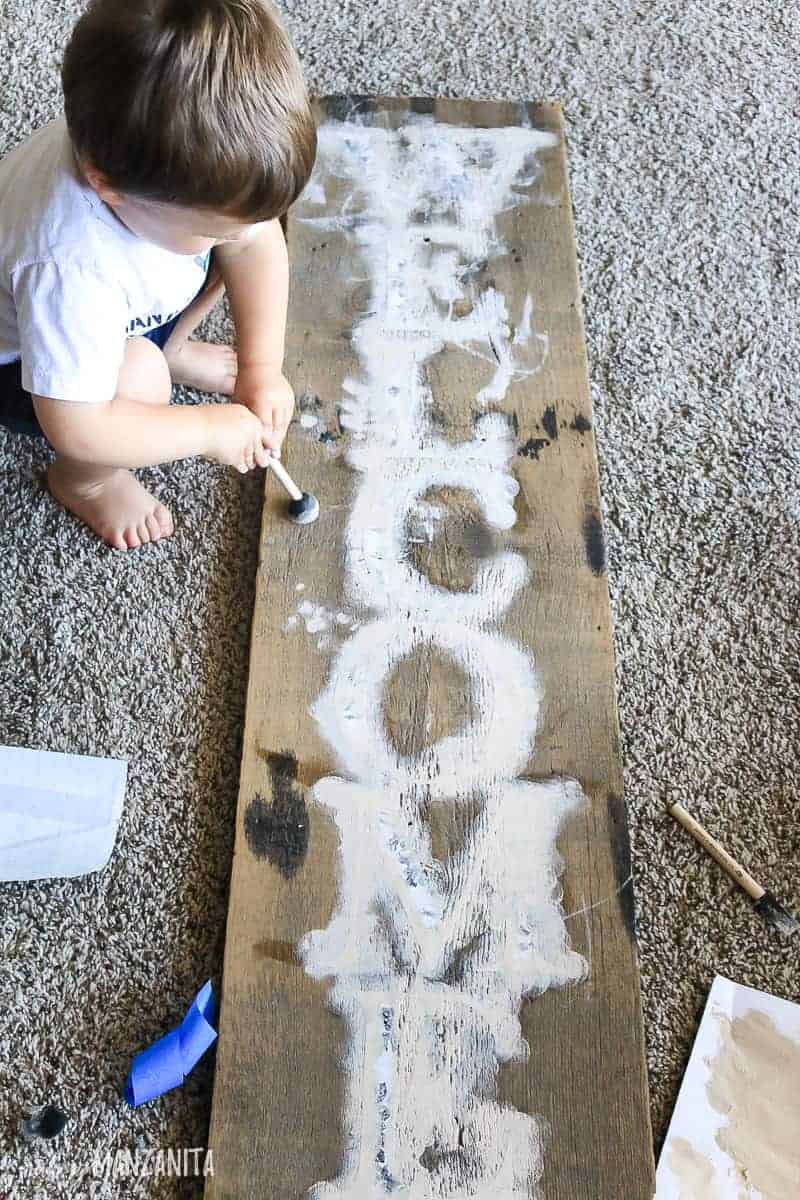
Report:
206,96,655,1200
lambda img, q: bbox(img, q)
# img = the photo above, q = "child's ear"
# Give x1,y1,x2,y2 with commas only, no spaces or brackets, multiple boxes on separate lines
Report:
79,157,124,206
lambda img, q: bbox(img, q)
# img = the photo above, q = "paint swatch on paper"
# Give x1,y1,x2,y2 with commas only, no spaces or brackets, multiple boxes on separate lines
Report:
125,981,217,1107
656,975,800,1199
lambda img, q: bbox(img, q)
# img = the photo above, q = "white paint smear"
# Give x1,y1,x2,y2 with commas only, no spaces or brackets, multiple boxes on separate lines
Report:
286,600,355,645
295,115,584,1198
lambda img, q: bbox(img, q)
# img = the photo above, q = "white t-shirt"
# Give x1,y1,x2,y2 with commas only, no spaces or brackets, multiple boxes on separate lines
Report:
0,115,210,404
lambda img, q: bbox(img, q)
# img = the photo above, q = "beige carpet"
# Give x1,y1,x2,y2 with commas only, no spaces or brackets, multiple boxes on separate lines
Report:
1,1,798,1196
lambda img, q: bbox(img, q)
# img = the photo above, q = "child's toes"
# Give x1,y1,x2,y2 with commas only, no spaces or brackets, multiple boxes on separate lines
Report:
47,463,174,550
226,346,238,391
154,504,174,537
145,513,162,541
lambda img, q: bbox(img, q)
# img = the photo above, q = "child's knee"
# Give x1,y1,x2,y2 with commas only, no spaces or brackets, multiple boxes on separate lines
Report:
118,336,172,406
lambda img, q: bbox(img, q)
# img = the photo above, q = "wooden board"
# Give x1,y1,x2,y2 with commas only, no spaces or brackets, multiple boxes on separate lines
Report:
206,97,655,1200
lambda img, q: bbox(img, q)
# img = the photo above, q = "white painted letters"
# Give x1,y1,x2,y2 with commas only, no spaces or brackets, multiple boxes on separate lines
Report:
297,118,586,1197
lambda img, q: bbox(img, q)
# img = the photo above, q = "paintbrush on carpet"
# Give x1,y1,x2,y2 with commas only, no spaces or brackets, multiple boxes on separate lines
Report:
668,801,798,937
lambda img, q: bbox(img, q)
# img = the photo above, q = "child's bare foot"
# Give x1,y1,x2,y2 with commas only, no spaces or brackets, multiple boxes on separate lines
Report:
47,461,174,551
164,340,238,395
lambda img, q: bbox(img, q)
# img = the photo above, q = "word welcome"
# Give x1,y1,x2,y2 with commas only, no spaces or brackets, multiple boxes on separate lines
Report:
298,118,585,1198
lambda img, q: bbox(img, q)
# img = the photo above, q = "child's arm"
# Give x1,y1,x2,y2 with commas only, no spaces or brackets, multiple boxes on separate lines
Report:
215,219,295,450
32,391,272,472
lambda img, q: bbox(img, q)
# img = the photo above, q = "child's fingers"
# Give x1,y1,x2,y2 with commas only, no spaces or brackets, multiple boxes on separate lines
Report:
261,428,282,454
254,440,272,469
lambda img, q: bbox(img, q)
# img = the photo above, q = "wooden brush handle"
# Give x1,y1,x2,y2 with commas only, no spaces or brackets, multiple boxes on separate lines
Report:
267,457,303,501
668,802,765,900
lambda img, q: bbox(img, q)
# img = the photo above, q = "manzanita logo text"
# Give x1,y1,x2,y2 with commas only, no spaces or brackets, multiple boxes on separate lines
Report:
92,1147,214,1179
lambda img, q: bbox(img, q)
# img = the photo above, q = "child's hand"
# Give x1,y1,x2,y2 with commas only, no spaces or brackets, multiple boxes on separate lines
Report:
234,366,295,453
203,402,273,473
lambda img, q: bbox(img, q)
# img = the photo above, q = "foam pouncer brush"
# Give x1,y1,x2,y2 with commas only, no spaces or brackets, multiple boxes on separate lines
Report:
266,457,319,525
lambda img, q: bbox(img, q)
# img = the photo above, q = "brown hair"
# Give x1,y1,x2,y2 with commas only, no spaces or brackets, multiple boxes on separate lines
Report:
61,0,317,221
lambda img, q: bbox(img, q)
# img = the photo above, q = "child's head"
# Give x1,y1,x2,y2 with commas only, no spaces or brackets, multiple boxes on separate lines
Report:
61,0,317,254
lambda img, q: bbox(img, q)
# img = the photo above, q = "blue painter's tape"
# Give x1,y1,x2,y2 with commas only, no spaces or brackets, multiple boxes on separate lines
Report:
124,980,217,1107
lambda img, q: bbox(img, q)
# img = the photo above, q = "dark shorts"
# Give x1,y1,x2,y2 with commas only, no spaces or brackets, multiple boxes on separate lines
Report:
0,268,211,441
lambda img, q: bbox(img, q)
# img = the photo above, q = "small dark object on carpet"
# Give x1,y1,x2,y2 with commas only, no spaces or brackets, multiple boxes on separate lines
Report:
19,1104,69,1142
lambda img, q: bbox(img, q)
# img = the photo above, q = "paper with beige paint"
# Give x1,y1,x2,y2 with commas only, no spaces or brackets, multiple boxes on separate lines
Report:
656,974,800,1200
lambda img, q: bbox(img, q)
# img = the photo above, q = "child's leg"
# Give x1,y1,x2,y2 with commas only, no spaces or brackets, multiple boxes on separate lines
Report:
162,260,238,396
47,337,175,552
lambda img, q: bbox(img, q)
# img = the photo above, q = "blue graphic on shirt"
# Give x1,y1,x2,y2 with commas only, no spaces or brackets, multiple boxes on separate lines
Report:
126,306,182,335
125,251,211,335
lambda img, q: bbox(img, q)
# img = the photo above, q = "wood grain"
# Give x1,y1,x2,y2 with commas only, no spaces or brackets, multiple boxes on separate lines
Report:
206,97,655,1200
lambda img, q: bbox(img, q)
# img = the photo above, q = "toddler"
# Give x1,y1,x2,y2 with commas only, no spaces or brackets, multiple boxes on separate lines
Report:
0,0,317,549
